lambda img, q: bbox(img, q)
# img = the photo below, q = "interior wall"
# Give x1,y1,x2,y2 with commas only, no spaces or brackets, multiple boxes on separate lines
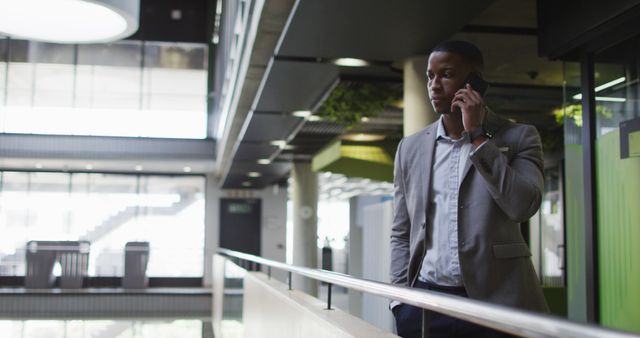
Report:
242,272,398,338
348,195,389,318
257,185,288,282
362,200,394,333
203,181,287,286
596,130,640,333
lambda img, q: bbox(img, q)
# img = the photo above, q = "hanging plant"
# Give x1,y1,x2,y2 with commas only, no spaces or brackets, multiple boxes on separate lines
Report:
318,81,402,128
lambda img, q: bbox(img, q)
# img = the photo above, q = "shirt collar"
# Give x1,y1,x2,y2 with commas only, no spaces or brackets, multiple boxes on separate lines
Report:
436,116,448,140
436,116,469,143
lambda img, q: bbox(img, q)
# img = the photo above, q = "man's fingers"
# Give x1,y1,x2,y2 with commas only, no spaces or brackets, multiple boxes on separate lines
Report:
459,84,484,104
454,91,479,105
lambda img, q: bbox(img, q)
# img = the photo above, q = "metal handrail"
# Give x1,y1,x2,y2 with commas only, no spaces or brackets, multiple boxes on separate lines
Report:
217,248,639,338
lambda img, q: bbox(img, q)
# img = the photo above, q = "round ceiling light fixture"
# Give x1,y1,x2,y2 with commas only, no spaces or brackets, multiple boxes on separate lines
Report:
342,133,386,142
0,0,140,43
333,58,370,67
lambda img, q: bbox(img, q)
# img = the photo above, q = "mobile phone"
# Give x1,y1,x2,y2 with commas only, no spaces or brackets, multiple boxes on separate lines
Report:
465,72,489,96
452,72,489,113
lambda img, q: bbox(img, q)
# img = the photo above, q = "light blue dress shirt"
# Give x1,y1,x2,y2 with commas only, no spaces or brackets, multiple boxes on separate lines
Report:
419,117,480,287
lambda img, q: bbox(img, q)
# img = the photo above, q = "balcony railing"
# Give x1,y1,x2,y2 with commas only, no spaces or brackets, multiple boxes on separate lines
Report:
218,248,638,338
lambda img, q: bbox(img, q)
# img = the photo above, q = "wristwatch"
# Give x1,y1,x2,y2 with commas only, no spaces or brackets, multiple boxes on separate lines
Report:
468,127,493,142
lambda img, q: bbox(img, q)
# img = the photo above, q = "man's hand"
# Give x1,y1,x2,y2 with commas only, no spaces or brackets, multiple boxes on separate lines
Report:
451,83,486,134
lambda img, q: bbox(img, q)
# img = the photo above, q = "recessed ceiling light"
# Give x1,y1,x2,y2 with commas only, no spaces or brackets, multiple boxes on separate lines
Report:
292,110,312,118
247,172,262,178
134,165,143,171
572,95,626,102
572,77,626,100
270,140,287,149
85,164,94,170
333,58,370,67
183,166,192,173
241,181,252,187
342,133,386,142
593,97,626,102
0,0,140,44
170,9,182,20
35,163,43,169
257,159,271,165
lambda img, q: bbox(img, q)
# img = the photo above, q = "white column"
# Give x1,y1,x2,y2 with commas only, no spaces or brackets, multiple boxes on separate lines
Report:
258,184,288,282
403,56,438,136
347,197,363,317
291,161,318,296
203,174,221,287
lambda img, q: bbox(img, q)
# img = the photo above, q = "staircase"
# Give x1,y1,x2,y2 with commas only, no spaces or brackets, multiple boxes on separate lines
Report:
80,193,197,243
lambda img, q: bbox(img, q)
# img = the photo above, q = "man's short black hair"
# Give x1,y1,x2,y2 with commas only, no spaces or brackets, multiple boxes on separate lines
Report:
431,40,484,71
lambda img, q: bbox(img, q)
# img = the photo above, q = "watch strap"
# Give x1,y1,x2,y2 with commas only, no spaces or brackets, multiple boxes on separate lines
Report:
469,127,493,142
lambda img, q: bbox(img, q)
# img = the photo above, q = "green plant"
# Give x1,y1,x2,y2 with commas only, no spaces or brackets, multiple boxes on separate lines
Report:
318,81,402,128
553,103,614,127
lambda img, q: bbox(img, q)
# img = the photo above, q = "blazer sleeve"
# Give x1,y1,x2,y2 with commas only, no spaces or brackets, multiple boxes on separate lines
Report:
468,124,544,223
390,138,411,286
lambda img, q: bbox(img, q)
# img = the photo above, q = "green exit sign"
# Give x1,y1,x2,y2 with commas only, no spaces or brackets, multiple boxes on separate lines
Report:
229,203,252,214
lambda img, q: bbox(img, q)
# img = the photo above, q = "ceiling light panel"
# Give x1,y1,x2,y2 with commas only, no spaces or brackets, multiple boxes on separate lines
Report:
333,58,370,67
0,0,140,43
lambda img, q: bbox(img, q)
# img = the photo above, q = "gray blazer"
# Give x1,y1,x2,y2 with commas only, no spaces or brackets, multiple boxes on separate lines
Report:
390,111,549,313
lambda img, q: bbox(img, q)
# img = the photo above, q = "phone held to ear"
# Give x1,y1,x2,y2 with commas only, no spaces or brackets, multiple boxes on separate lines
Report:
465,72,489,96
452,72,489,114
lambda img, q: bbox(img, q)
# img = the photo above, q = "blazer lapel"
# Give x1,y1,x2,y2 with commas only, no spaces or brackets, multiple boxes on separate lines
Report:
461,151,474,184
421,123,438,218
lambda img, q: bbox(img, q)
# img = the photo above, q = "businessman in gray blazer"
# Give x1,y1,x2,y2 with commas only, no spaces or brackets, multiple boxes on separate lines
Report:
390,40,549,338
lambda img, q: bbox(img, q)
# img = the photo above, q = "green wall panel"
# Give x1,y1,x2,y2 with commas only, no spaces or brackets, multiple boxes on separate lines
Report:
596,130,640,333
564,144,588,323
312,140,396,182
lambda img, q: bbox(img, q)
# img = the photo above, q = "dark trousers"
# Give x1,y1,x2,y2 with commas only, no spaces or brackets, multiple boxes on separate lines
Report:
393,280,517,338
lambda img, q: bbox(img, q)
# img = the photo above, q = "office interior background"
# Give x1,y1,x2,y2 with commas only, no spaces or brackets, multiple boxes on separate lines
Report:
0,0,638,337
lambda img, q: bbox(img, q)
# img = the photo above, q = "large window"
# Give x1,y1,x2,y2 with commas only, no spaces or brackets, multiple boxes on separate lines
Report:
0,39,208,138
0,172,205,277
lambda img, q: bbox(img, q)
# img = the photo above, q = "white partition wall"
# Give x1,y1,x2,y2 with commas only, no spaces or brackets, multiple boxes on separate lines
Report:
243,272,398,338
362,199,395,332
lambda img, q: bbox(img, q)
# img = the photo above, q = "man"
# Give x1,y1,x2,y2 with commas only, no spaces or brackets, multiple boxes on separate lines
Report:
390,40,548,338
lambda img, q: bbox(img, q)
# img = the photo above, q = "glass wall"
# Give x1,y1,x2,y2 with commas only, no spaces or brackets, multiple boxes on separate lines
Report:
0,38,207,138
0,172,205,277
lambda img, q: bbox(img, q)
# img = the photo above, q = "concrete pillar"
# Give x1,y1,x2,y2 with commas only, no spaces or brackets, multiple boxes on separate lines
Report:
403,56,438,136
291,161,318,296
203,174,221,287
